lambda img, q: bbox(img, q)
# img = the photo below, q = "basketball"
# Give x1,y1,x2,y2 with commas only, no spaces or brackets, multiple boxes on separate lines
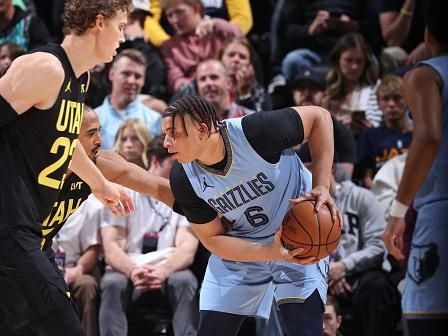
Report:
281,200,341,260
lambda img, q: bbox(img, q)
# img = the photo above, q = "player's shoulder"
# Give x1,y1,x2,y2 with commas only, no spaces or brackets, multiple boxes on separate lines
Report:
169,161,198,198
404,64,442,88
170,160,187,184
0,52,65,112
11,52,64,80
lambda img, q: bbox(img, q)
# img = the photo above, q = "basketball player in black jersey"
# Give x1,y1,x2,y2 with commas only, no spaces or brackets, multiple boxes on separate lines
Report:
0,1,135,335
0,105,175,334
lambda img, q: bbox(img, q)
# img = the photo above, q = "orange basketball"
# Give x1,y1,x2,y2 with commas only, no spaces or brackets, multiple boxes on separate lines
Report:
281,200,341,260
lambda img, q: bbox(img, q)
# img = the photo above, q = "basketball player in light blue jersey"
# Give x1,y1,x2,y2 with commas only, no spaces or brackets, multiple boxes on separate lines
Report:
163,95,341,336
382,0,448,334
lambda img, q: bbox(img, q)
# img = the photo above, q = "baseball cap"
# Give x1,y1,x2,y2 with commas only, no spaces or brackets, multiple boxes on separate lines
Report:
292,68,326,90
133,0,151,13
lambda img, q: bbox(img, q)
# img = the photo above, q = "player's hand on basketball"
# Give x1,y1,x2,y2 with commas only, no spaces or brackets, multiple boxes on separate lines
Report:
273,225,319,265
292,186,343,228
93,180,134,216
382,216,405,261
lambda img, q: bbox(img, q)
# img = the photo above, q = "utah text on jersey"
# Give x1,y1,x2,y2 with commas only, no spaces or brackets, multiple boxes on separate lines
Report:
37,99,84,191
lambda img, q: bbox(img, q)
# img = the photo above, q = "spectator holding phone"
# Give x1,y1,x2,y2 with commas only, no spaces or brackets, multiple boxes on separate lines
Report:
323,33,382,132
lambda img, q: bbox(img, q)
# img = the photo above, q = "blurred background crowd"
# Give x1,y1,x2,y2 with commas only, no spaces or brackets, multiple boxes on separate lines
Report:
1,0,426,335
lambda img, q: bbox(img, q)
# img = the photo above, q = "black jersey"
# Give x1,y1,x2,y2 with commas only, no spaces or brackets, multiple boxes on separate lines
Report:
41,172,91,250
0,43,88,235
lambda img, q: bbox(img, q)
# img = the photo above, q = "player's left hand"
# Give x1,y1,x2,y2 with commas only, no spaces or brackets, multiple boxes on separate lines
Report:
292,186,343,228
94,181,135,216
382,216,405,261
273,225,318,265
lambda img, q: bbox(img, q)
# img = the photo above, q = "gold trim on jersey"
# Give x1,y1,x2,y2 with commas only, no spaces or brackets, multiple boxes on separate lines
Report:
195,124,234,177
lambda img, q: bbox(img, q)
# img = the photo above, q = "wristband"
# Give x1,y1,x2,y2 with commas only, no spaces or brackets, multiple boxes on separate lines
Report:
390,199,409,218
400,8,414,17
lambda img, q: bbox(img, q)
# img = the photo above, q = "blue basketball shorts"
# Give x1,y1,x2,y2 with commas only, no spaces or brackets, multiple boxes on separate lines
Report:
402,200,448,318
199,254,329,318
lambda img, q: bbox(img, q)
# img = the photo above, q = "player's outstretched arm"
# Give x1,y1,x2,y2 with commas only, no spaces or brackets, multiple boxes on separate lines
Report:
70,143,134,216
0,52,64,128
96,150,175,208
191,216,315,264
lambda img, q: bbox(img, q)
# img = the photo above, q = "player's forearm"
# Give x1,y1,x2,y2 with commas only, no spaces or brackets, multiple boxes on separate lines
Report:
97,150,175,207
199,234,279,262
119,165,175,208
396,135,440,205
76,245,99,274
70,144,107,191
307,109,334,189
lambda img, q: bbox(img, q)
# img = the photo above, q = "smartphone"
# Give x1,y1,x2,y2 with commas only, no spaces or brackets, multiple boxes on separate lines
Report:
352,110,366,121
351,110,367,133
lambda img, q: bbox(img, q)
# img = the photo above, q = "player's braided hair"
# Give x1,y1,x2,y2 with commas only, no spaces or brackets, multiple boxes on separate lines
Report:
163,96,220,138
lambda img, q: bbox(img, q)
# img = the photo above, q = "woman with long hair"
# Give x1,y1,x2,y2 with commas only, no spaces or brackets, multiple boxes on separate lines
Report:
217,36,272,112
324,33,382,132
113,118,153,168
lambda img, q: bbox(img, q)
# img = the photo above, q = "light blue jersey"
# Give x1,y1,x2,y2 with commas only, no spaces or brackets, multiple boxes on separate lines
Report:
183,117,328,318
414,56,448,209
403,56,448,318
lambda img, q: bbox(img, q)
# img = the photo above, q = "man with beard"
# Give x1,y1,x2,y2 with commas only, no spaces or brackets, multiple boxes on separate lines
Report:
95,48,162,149
196,59,254,120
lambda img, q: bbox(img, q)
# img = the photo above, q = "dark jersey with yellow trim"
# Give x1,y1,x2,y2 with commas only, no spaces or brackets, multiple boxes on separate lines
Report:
0,43,88,235
41,172,91,250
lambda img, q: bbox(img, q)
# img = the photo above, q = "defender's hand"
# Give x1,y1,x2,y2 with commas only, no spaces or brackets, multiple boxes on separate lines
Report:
92,181,134,216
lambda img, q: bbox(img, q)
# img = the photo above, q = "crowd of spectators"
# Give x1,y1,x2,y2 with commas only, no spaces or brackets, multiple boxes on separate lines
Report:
1,0,427,335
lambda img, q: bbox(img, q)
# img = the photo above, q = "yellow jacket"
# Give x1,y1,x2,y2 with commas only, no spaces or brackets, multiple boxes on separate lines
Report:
144,0,253,47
